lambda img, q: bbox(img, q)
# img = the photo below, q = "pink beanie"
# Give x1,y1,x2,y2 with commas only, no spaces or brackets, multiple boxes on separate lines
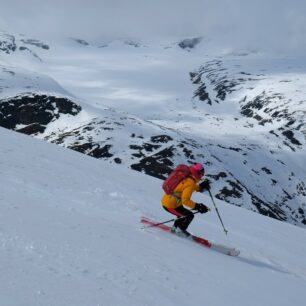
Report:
189,163,205,179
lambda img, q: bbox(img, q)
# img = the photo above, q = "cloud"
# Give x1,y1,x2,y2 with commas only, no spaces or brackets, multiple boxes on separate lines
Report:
0,0,305,52
0,0,205,38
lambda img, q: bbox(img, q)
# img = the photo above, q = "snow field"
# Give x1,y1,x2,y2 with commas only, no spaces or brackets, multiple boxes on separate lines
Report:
1,127,306,306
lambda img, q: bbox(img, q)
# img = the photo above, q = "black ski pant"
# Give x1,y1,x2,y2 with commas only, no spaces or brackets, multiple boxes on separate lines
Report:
163,206,194,231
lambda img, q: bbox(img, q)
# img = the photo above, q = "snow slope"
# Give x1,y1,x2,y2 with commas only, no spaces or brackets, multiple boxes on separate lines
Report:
1,127,306,306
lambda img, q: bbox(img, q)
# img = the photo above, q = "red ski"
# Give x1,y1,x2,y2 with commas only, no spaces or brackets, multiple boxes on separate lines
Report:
141,216,240,257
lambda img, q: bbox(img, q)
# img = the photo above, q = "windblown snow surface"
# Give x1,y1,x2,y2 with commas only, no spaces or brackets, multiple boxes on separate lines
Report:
1,127,306,306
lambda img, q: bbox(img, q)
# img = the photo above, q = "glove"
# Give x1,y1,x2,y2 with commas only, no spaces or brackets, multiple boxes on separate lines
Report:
194,203,209,214
199,179,211,192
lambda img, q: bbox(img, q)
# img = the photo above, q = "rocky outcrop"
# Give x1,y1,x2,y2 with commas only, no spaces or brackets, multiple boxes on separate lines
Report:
0,93,81,135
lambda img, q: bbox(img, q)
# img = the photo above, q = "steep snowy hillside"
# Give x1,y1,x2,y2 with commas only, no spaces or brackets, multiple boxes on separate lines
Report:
1,127,306,306
0,31,305,227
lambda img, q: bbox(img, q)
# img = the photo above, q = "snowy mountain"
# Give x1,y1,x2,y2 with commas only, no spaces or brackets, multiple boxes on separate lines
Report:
0,31,305,228
1,125,306,306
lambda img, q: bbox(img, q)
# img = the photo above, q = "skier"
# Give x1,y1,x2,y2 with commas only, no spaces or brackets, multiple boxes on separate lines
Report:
161,163,211,237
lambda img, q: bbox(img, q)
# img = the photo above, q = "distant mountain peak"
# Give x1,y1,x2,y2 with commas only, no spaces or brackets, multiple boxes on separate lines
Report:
178,37,202,50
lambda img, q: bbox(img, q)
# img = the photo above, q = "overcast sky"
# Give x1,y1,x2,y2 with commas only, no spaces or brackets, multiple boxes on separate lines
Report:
0,0,306,51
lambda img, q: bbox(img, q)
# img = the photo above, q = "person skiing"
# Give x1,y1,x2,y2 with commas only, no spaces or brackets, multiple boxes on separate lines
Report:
161,163,211,237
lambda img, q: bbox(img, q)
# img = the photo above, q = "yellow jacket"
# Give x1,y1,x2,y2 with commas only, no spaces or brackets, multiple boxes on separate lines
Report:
161,176,200,209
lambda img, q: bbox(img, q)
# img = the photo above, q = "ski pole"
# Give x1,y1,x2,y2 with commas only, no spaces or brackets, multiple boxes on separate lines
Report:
208,189,228,235
141,211,200,229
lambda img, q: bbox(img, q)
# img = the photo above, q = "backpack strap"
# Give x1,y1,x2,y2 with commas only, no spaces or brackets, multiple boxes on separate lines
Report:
172,192,181,204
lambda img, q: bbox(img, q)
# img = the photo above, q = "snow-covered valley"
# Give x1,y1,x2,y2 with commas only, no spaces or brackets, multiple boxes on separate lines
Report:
0,31,305,227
